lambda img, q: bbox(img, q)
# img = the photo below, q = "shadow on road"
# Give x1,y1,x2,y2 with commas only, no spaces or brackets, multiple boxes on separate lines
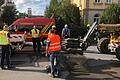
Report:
85,50,99,54
85,50,116,55
7,54,69,80
10,53,49,66
66,54,120,80
11,67,47,73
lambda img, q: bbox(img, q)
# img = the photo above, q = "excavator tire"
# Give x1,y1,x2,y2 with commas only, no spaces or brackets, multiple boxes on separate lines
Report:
97,38,110,54
116,46,120,60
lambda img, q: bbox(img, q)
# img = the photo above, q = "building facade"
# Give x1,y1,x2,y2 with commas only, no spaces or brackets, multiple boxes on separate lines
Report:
27,8,32,16
71,0,119,24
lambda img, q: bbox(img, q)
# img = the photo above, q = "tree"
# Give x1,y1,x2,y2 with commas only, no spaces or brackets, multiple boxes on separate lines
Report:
101,4,120,24
1,6,18,25
16,12,28,18
0,0,4,6
45,0,59,18
45,0,85,37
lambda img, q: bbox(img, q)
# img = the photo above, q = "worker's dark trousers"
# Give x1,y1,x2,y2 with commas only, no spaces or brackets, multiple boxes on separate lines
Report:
32,38,41,56
1,45,11,68
50,51,61,76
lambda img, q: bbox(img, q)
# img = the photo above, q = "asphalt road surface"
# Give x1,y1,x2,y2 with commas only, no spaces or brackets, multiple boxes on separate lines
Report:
66,46,120,80
0,46,120,80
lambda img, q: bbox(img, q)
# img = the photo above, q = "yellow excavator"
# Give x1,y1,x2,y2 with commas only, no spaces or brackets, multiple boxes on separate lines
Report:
62,22,120,60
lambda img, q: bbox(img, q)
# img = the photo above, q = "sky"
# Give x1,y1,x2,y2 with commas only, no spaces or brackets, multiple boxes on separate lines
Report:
13,0,51,16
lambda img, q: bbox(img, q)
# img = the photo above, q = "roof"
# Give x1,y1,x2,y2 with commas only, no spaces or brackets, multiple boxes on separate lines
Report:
11,17,55,26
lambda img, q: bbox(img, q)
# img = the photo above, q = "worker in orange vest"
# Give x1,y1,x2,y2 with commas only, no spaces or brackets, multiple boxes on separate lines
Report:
0,25,15,69
47,25,57,46
46,29,61,77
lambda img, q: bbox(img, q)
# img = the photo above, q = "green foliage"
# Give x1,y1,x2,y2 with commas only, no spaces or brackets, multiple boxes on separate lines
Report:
101,4,120,24
16,12,28,18
0,0,4,6
45,0,87,37
45,0,59,18
1,6,18,25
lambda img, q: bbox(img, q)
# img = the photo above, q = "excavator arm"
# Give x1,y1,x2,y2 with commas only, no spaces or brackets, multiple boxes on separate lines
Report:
80,22,97,51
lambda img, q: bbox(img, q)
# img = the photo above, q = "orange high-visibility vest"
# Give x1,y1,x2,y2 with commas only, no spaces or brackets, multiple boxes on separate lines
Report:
48,34,61,53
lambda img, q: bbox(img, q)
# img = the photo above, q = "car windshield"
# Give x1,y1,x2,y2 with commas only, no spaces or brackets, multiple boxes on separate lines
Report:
18,25,33,32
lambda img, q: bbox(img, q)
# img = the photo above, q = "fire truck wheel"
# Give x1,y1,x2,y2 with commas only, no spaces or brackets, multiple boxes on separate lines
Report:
97,38,110,54
116,46,120,60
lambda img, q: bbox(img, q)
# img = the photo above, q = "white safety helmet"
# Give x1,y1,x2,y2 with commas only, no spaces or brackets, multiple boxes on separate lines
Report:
64,24,68,28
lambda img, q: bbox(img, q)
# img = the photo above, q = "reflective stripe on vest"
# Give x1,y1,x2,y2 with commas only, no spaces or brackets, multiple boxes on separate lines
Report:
48,35,61,53
0,30,9,45
31,29,40,38
50,42,61,46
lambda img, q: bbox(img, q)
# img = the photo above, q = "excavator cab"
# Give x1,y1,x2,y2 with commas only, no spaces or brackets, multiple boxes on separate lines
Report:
110,32,120,43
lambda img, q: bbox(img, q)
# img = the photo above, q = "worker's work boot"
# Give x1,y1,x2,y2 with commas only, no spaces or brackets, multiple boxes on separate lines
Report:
51,72,55,78
57,73,61,78
1,67,6,70
8,65,15,69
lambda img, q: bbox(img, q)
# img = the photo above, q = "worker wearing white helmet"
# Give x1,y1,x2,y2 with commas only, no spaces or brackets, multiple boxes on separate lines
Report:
61,24,70,38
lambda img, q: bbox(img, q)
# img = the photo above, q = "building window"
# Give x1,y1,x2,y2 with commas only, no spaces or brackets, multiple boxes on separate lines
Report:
95,0,101,3
94,14,100,24
106,0,112,3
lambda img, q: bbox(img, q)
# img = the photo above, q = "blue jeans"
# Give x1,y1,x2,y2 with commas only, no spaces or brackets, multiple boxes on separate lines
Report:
49,51,61,76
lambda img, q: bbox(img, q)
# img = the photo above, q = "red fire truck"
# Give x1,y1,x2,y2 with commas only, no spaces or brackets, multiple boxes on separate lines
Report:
9,17,55,52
